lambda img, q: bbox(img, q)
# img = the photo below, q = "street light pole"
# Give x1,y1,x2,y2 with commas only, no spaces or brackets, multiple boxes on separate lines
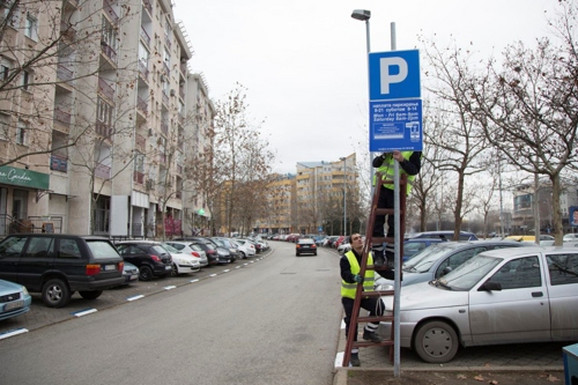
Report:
351,10,372,189
340,157,347,235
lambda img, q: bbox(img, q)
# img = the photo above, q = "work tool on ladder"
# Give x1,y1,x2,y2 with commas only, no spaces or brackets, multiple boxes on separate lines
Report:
341,172,407,367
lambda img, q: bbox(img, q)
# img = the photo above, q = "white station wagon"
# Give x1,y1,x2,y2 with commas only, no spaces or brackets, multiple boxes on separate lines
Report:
380,246,578,363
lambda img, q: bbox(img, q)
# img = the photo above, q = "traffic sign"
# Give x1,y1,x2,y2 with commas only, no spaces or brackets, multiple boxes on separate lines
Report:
368,49,422,152
369,50,420,100
370,99,422,152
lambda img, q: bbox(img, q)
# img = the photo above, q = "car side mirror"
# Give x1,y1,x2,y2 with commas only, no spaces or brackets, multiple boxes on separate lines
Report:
441,266,452,276
479,281,502,292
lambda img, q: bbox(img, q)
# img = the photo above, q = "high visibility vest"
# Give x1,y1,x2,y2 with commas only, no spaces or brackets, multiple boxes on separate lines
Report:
373,151,416,195
341,250,375,299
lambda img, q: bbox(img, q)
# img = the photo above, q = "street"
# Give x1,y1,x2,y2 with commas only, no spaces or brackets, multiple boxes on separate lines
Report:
0,242,342,385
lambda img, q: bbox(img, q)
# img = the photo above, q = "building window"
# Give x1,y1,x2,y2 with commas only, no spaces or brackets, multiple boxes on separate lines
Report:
21,70,30,90
24,13,37,41
0,113,9,141
16,121,26,145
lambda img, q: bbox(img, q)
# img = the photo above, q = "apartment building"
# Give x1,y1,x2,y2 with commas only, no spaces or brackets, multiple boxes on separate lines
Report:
0,0,213,237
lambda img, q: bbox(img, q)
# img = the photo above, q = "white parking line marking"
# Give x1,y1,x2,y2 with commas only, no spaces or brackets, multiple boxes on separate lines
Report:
73,308,98,317
223,269,230,273
0,328,29,340
127,294,145,302
334,352,344,368
189,279,200,283
164,285,177,290
209,274,218,278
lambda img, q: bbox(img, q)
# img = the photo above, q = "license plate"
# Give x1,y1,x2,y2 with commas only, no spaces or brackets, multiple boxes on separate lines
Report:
165,265,172,270
5,300,24,311
104,264,116,271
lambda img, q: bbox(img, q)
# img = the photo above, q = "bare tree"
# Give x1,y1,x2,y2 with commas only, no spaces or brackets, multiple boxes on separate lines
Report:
420,41,490,240
468,2,578,244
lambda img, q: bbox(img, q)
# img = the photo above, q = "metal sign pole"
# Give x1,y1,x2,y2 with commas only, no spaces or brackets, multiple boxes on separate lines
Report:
393,160,401,377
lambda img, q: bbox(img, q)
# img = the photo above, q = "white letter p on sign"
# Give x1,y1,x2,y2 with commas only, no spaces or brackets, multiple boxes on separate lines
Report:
379,57,408,95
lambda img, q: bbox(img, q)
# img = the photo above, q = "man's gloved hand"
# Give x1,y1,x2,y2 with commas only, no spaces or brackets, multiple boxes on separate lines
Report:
353,274,364,284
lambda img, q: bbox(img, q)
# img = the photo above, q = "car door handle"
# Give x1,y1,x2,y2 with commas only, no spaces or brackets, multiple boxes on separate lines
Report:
531,291,543,298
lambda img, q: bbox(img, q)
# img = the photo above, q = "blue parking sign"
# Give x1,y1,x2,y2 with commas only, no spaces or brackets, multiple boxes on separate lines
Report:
369,50,420,101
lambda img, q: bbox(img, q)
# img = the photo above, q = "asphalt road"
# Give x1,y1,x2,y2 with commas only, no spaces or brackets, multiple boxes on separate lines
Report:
0,242,343,385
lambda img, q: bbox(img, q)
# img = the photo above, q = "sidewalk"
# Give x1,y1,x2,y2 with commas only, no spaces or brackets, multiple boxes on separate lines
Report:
333,320,566,385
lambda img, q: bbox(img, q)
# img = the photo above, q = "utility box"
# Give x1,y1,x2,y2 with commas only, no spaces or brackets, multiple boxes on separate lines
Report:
563,343,578,385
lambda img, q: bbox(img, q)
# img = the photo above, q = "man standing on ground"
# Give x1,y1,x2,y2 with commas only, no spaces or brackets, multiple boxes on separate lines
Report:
340,233,384,367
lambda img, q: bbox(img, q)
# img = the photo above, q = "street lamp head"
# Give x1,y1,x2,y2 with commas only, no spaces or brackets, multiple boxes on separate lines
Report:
351,9,371,21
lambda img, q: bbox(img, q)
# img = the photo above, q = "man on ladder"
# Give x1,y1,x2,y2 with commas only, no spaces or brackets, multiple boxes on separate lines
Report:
372,150,422,267
340,233,384,367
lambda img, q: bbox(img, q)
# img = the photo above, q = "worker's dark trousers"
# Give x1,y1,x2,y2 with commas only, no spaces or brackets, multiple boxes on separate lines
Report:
342,296,384,345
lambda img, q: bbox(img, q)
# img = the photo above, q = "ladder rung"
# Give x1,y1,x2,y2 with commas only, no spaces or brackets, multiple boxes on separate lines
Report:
352,339,394,348
369,236,394,244
360,290,394,298
358,315,394,323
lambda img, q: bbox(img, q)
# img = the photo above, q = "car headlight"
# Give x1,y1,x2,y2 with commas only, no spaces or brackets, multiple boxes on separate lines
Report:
22,287,30,295
375,282,394,291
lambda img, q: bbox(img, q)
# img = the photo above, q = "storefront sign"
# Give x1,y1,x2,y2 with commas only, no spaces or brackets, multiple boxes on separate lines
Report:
0,166,49,189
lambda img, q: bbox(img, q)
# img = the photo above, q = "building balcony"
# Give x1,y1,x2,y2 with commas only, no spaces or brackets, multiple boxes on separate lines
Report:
103,0,119,24
137,96,148,115
100,41,117,64
142,0,152,15
135,133,146,151
57,63,74,82
161,121,168,135
140,27,151,46
54,107,71,127
50,154,68,172
98,77,115,100
95,163,111,179
138,60,149,80
95,121,113,137
133,170,144,184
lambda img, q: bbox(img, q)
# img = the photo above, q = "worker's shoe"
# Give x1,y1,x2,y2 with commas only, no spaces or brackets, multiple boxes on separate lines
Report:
350,353,360,367
363,330,382,343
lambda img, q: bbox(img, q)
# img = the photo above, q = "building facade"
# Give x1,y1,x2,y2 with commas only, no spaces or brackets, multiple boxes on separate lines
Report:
0,0,212,238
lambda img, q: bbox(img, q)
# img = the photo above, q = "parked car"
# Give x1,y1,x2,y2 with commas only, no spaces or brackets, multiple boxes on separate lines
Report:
175,237,231,265
505,234,555,246
375,240,523,291
211,237,241,261
403,238,445,261
232,239,256,259
563,233,578,242
121,261,139,285
164,241,209,267
115,240,172,281
379,246,578,363
162,243,200,276
0,234,124,307
0,278,32,321
406,230,478,241
296,238,317,256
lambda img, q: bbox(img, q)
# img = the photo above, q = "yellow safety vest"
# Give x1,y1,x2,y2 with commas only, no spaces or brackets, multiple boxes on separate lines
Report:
373,151,416,195
341,250,375,299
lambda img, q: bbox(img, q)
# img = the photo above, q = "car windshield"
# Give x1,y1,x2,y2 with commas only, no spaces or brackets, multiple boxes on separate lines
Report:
403,243,464,273
87,240,121,260
438,254,502,291
162,243,180,253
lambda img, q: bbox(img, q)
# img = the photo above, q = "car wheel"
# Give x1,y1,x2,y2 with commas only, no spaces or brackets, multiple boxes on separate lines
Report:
413,320,459,363
240,251,246,259
296,252,300,256
42,278,71,308
79,290,103,300
171,263,179,277
139,265,154,281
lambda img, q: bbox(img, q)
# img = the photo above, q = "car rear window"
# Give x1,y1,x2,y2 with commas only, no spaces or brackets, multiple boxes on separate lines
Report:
151,245,167,254
86,240,121,260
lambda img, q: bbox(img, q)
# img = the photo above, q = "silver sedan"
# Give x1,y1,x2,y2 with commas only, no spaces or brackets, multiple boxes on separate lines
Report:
380,246,578,363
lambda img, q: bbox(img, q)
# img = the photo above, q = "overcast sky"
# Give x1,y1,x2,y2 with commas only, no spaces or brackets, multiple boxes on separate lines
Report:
174,0,560,175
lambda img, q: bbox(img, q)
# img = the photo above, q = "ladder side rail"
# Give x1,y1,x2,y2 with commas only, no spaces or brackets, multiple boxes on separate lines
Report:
341,174,382,367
